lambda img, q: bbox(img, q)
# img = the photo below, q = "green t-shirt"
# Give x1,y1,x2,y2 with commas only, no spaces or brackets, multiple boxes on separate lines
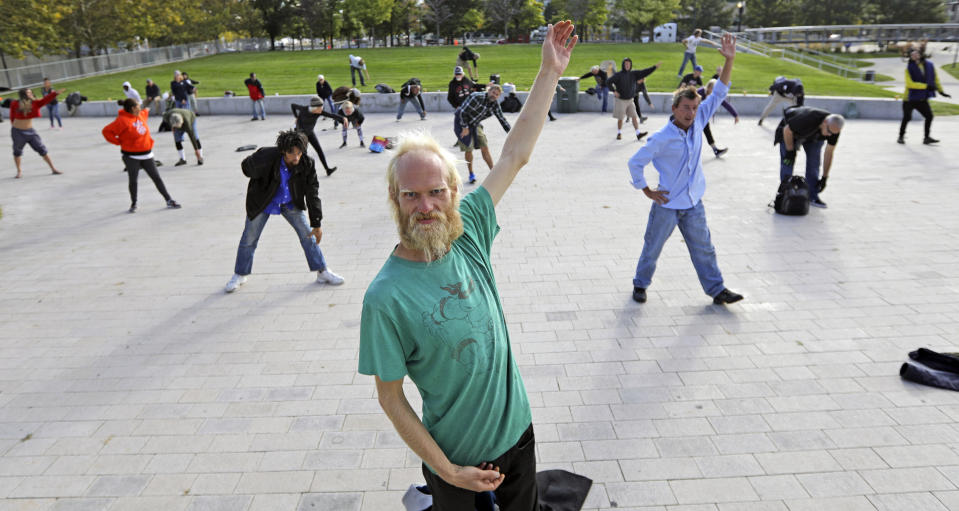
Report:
358,187,531,469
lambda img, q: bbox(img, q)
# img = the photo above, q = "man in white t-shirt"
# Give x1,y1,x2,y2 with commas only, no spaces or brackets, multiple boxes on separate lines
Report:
348,54,369,87
677,29,717,78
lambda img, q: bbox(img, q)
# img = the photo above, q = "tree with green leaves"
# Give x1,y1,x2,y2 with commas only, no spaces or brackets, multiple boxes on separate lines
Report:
252,0,298,50
423,0,457,41
865,0,946,24
0,0,68,71
678,0,732,34
612,0,678,41
742,0,797,28
351,0,392,47
548,0,607,42
484,0,545,40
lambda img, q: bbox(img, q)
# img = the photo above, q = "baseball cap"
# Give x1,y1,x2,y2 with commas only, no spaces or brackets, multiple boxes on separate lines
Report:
454,66,464,75
309,95,322,107
694,65,704,72
317,74,324,80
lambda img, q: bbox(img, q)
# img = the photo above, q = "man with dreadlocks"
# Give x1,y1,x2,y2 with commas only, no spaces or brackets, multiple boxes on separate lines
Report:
224,130,345,293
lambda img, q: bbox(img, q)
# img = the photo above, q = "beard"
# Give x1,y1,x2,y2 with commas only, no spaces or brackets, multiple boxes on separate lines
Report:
394,198,464,261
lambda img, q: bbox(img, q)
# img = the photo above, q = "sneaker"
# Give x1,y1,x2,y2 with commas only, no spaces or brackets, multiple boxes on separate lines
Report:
640,116,648,123
923,136,939,145
326,166,337,176
632,287,647,303
897,136,905,144
359,141,365,148
713,288,744,305
637,132,648,141
197,158,204,165
224,274,247,293
174,159,187,166
616,133,622,140
251,117,258,121
809,197,827,208
166,199,182,209
468,173,476,184
758,119,763,126
339,141,347,148
128,204,137,213
713,147,728,157
316,269,345,285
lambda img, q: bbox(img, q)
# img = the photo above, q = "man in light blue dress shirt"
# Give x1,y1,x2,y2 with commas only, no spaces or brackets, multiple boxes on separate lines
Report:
627,33,744,306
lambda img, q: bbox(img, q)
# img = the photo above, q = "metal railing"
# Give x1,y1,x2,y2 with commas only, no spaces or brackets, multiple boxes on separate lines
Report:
0,38,275,91
744,23,959,45
704,30,867,80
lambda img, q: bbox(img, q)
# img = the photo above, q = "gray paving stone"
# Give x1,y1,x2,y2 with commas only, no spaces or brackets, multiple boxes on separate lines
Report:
1,112,958,510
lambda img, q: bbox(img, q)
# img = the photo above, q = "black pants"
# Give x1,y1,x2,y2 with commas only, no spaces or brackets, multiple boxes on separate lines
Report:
303,130,331,170
899,100,933,138
124,155,171,204
422,424,537,511
703,123,715,146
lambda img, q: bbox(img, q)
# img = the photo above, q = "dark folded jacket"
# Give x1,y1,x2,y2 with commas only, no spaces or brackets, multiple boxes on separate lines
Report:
899,348,959,392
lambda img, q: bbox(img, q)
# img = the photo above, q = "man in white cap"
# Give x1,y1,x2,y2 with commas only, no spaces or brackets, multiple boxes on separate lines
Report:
315,74,335,113
447,66,475,109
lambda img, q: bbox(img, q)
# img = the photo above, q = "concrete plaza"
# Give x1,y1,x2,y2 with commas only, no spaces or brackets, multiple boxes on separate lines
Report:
1,107,958,511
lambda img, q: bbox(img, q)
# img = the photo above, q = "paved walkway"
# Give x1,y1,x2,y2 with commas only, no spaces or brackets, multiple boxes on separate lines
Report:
865,44,959,104
1,109,958,511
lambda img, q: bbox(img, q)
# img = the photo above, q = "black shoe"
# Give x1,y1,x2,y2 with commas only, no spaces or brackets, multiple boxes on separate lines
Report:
897,136,905,144
810,197,827,208
616,133,622,140
637,132,648,141
758,119,763,126
713,289,743,305
632,287,647,303
251,117,258,121
197,158,204,165
174,159,187,166
339,141,347,148
359,141,365,148
128,204,137,213
923,136,939,145
166,199,181,209
326,167,337,176
640,116,648,123
714,147,728,157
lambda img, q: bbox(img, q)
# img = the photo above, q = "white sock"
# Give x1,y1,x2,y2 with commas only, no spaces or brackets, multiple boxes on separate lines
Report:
617,129,622,134
178,149,185,159
197,148,203,157
635,129,642,135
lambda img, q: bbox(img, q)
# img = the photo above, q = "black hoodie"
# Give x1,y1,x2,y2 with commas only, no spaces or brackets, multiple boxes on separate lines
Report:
608,58,657,100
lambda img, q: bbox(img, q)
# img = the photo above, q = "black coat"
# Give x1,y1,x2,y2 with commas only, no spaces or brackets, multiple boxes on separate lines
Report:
241,147,323,227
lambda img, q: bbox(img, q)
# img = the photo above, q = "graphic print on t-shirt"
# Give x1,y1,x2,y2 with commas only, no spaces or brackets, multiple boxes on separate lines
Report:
422,279,495,375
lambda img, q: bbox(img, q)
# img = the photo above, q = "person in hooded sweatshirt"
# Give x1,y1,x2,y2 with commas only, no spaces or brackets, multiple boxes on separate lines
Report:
102,98,181,213
122,81,142,104
608,57,661,141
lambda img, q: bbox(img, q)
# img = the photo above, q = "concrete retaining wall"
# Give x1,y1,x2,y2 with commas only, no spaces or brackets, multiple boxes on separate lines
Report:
71,90,903,120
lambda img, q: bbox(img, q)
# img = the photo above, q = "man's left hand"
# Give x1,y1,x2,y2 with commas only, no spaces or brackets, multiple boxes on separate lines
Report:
817,177,827,193
311,227,323,244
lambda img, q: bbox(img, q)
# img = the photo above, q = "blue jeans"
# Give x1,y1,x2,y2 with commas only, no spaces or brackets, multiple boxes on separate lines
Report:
779,139,823,202
175,98,189,109
174,121,198,145
677,52,698,76
323,96,335,113
396,96,425,120
633,201,725,297
350,66,365,86
251,99,266,119
597,86,609,112
46,103,62,127
234,207,327,276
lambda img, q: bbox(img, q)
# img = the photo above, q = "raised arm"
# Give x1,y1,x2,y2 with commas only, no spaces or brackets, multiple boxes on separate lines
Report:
482,21,577,206
717,33,737,86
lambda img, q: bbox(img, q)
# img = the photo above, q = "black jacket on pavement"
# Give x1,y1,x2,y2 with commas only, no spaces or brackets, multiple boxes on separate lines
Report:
241,147,323,227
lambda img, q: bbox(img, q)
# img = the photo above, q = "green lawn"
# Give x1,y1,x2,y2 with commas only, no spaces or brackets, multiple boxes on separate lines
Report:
4,43,901,102
943,63,959,80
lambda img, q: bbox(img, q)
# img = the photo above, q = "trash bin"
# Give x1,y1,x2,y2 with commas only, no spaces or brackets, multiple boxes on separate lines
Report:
863,70,875,82
489,74,501,85
558,77,579,113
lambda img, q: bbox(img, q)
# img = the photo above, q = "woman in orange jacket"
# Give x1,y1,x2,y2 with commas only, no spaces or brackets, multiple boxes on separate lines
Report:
102,98,181,213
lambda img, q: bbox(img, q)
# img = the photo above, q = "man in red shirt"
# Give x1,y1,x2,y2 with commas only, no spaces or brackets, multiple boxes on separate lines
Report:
244,73,266,121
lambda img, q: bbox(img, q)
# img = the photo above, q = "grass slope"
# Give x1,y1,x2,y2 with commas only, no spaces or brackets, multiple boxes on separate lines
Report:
9,43,900,101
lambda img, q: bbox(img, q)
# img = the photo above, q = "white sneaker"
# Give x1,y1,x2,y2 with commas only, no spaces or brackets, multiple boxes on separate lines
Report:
316,269,344,285
224,274,247,293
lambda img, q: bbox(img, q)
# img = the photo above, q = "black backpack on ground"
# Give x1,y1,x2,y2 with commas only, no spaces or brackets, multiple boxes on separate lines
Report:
772,175,809,215
500,93,522,113
374,83,394,94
